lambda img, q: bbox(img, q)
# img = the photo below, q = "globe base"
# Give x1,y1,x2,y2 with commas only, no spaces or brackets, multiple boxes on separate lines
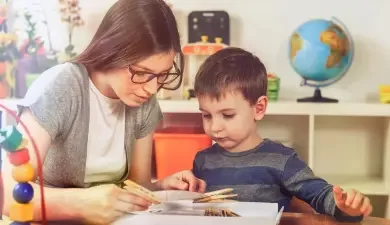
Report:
297,88,338,103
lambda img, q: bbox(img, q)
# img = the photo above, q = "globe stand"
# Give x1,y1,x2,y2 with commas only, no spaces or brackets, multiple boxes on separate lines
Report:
297,88,338,103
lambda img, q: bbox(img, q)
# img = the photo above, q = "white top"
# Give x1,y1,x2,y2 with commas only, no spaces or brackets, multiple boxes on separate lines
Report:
84,79,127,183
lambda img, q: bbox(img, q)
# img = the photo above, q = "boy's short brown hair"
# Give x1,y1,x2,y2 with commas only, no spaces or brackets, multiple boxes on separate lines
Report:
194,47,267,105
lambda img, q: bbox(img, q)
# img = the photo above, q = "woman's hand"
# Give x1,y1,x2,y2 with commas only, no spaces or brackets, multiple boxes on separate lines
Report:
156,170,207,193
79,184,152,224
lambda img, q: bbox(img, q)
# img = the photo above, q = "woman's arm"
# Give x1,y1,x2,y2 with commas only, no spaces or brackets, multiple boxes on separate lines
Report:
128,132,207,193
2,109,87,221
127,95,163,190
128,132,159,191
127,95,206,192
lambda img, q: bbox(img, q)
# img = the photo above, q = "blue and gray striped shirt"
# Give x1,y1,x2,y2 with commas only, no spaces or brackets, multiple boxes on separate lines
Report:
192,139,363,222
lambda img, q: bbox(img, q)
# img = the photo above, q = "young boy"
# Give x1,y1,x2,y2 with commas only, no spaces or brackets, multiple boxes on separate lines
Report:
191,47,372,222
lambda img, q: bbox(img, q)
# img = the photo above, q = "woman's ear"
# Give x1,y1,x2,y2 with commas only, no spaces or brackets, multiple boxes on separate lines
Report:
253,95,268,121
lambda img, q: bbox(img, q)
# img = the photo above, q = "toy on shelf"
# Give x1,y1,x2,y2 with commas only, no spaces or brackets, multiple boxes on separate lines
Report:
180,11,230,100
182,35,227,56
188,11,230,46
0,104,47,225
379,85,390,104
288,17,354,103
267,73,280,102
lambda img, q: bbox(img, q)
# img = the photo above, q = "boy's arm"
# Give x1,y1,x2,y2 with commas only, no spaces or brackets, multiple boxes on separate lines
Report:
281,153,363,222
192,152,205,178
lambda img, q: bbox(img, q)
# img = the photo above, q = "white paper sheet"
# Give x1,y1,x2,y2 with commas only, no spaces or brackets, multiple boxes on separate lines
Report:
114,214,278,225
153,190,206,201
112,190,283,225
143,200,278,217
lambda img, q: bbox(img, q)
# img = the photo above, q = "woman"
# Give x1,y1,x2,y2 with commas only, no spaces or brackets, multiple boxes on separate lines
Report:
2,0,205,224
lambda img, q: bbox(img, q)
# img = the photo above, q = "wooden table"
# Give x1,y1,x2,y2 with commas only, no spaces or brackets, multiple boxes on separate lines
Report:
280,213,390,225
2,213,390,225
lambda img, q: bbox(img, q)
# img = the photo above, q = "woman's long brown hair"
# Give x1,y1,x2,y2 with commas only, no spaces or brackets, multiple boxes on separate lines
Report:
72,0,184,90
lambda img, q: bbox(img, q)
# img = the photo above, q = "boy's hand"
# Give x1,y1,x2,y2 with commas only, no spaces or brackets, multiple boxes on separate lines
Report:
333,185,372,217
156,170,207,193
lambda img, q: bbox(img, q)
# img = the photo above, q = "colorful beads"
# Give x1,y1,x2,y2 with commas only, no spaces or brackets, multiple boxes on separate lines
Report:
9,202,33,222
1,125,34,224
0,125,23,152
12,163,35,183
7,148,30,166
13,183,34,204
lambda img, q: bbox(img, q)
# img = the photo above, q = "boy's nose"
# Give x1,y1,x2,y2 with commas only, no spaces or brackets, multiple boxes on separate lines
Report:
210,120,223,133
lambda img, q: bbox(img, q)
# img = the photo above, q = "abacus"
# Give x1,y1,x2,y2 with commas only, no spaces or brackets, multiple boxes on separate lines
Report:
0,104,47,225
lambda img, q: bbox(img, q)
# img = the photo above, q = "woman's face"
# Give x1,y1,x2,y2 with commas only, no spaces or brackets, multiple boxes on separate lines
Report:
109,50,177,107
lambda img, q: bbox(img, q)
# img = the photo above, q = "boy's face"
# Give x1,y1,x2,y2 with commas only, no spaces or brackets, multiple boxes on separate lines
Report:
198,91,267,152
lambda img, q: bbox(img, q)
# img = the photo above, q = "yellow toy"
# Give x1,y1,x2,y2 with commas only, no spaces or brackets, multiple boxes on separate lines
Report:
379,85,390,104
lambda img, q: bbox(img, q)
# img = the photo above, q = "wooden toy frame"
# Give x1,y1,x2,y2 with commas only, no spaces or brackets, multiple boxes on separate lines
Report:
0,104,47,225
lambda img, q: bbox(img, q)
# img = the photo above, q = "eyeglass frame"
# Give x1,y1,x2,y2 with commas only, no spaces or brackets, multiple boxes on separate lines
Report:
128,61,182,88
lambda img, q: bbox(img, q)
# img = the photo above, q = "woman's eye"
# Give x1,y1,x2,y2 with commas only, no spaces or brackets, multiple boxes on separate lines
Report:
137,72,150,76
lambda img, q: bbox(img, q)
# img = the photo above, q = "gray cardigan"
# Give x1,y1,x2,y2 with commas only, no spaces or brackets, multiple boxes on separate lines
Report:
17,63,163,188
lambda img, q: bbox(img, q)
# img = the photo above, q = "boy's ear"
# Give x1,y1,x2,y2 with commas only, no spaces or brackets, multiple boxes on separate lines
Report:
253,95,268,121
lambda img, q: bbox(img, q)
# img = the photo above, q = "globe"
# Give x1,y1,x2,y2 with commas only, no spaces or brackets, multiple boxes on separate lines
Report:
288,17,354,103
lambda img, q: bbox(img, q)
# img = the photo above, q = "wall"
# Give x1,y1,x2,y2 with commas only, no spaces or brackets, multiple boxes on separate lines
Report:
9,0,111,57
11,0,390,102
170,0,390,102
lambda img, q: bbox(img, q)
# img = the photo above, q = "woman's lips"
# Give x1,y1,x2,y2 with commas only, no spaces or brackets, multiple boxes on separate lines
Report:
135,94,149,100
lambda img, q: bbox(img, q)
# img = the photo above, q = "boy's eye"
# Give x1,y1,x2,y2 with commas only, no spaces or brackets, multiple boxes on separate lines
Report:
223,114,235,119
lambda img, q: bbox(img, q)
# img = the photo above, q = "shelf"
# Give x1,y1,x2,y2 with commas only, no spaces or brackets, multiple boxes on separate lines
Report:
1,98,389,117
323,176,389,196
257,115,310,164
312,116,386,177
157,100,390,116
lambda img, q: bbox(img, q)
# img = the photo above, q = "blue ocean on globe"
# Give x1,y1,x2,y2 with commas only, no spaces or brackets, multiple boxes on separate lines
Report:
289,19,353,83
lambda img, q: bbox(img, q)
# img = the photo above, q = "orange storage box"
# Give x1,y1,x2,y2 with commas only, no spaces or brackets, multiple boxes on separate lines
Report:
153,132,212,180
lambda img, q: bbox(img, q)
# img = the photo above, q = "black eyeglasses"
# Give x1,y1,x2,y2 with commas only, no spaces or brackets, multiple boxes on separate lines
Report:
128,61,182,86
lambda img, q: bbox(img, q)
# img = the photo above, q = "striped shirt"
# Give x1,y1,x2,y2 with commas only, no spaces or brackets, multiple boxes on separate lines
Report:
192,139,363,222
